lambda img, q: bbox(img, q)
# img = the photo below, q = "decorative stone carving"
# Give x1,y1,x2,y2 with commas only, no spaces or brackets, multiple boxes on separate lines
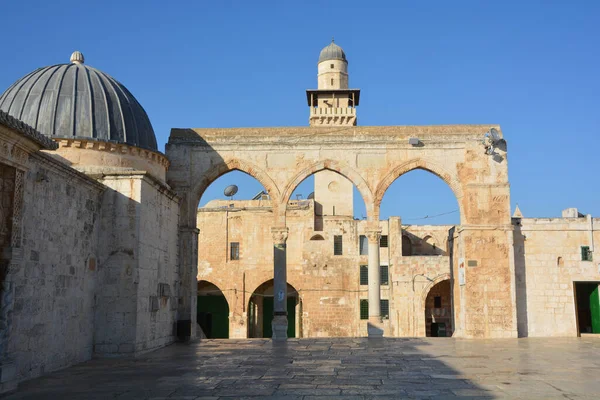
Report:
271,227,288,247
366,229,381,244
10,146,28,164
10,170,24,249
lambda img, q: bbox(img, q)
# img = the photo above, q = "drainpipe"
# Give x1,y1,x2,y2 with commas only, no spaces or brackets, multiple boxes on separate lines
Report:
588,214,594,253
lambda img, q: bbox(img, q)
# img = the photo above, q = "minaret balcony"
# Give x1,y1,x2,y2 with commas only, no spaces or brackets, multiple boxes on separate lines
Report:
310,107,356,117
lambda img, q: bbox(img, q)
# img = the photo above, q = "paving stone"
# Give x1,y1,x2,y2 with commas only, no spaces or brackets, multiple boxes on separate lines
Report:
2,337,600,399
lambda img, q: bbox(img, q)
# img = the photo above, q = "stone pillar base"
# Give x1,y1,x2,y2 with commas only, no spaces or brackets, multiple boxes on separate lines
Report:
271,315,288,341
367,317,384,337
0,361,17,394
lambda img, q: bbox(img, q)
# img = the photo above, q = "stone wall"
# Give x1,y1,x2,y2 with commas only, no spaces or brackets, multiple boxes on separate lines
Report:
136,177,179,351
7,152,103,383
95,174,179,355
515,214,600,337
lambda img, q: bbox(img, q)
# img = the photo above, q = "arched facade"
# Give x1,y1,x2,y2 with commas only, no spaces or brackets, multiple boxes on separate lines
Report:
167,124,516,339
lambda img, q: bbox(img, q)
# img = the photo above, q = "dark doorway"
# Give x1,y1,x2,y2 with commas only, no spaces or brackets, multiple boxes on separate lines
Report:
430,322,447,337
574,282,600,335
248,280,299,338
425,279,453,337
197,281,229,338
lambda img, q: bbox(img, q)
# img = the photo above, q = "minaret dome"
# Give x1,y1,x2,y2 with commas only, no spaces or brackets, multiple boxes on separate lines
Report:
317,39,348,90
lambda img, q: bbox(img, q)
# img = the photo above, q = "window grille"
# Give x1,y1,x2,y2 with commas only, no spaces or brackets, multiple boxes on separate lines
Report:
360,299,369,320
581,246,592,261
380,299,389,320
380,235,388,248
360,265,368,285
334,235,343,255
380,265,389,285
230,242,240,260
361,299,390,320
359,235,368,255
434,296,442,308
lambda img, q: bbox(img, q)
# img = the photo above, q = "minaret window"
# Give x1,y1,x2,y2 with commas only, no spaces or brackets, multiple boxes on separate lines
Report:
330,64,334,69
331,78,334,85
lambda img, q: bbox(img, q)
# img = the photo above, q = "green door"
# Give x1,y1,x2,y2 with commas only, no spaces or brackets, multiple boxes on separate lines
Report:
591,285,600,334
197,295,229,338
261,296,296,338
287,297,296,338
262,297,273,338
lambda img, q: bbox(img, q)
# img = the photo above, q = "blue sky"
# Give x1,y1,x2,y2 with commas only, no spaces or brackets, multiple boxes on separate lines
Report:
1,1,598,224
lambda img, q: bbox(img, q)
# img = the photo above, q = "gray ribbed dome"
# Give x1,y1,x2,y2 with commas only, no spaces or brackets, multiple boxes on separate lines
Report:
0,52,157,151
318,40,347,63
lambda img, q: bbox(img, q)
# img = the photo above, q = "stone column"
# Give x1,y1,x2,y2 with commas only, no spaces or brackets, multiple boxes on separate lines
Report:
178,226,199,340
366,228,383,337
271,226,289,341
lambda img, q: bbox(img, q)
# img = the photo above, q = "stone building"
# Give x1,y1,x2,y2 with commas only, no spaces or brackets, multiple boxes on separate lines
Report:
0,52,180,393
0,42,598,393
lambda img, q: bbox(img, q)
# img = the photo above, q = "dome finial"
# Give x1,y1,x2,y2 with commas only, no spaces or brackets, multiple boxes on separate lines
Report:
70,51,84,64
332,36,335,43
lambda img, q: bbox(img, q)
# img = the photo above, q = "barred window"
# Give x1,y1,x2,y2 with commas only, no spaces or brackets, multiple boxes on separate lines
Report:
380,235,388,248
334,235,343,255
434,296,442,308
361,299,389,320
380,299,389,320
380,265,389,286
359,235,368,255
230,242,240,260
581,246,593,261
360,299,369,320
360,265,368,285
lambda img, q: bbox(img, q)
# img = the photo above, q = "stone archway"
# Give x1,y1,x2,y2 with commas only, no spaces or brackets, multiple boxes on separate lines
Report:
279,159,374,224
247,280,300,338
167,125,516,339
422,275,453,337
374,159,464,224
192,158,282,219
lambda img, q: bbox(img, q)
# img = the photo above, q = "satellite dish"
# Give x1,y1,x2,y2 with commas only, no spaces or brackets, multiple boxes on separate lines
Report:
224,185,238,198
488,128,500,143
307,192,314,200
482,128,502,155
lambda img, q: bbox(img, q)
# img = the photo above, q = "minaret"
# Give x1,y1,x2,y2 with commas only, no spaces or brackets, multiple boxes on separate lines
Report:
306,39,360,126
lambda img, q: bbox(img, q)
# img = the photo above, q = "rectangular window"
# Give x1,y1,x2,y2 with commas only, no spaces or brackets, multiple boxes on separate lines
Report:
581,246,592,261
361,299,389,320
230,242,240,260
434,296,442,308
360,299,369,320
359,235,368,255
334,235,343,255
380,265,389,286
360,265,368,285
380,299,389,320
380,235,388,248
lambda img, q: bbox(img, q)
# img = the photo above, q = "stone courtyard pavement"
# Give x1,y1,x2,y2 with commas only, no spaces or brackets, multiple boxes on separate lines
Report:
3,337,600,400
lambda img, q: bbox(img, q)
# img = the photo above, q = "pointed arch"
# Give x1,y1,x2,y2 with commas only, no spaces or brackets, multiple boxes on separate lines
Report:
279,159,374,221
191,158,281,210
375,159,464,224
420,273,452,305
